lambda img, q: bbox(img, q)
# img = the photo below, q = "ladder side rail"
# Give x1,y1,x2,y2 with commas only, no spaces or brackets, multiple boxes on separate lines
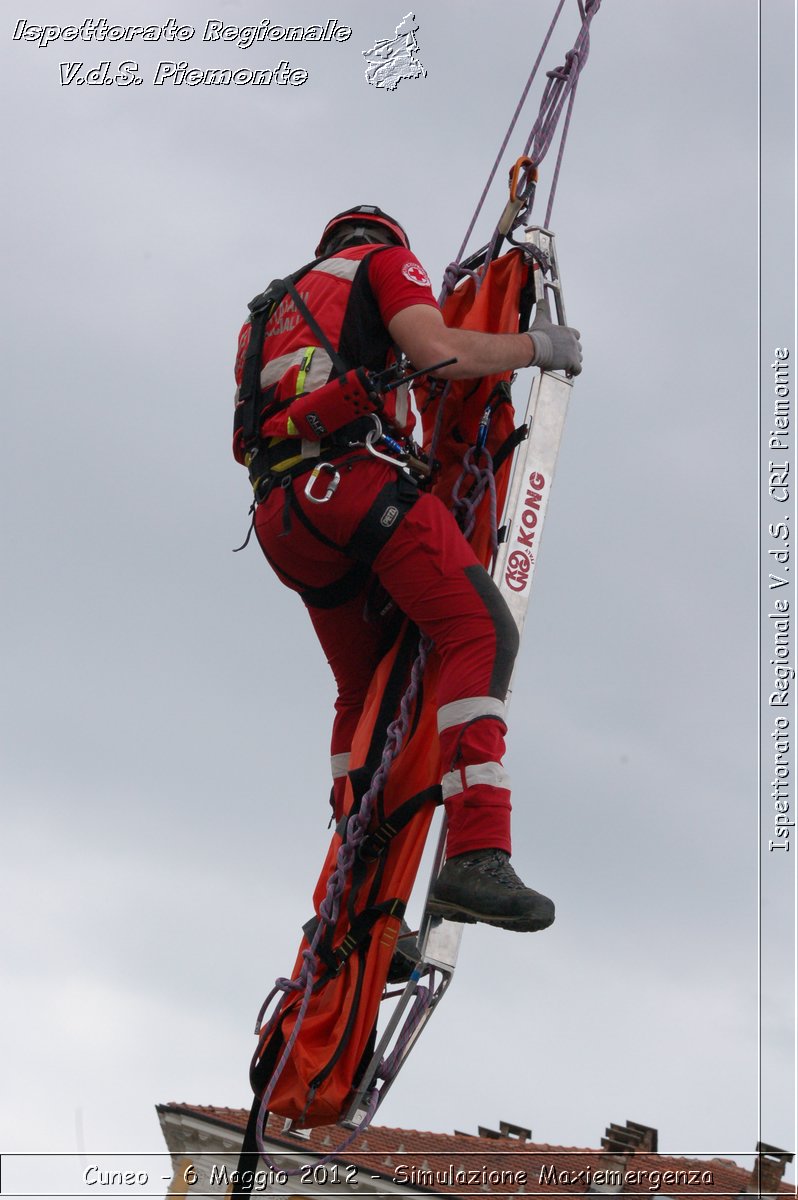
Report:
492,227,573,697
342,969,455,1126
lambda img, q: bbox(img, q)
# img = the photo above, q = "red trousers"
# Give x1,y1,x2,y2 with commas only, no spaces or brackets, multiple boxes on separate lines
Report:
254,457,519,856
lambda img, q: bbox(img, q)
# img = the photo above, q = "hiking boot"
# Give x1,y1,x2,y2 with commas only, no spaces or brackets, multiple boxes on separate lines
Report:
426,849,555,932
387,920,421,983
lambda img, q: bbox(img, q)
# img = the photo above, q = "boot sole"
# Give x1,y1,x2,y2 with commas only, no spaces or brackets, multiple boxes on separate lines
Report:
426,898,554,933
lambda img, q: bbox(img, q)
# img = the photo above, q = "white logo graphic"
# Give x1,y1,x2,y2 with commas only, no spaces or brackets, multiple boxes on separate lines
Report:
362,12,426,91
402,261,431,287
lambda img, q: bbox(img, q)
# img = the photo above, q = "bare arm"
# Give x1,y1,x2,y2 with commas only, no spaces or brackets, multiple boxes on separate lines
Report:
388,304,533,380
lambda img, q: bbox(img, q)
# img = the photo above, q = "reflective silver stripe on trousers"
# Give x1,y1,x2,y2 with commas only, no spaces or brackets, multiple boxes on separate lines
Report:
441,761,511,800
436,696,507,734
260,347,334,391
331,752,351,780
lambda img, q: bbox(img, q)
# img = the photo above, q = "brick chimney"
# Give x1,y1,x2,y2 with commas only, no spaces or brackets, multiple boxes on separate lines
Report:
744,1143,793,1195
462,1120,532,1142
499,1120,532,1143
587,1120,659,1195
601,1119,658,1155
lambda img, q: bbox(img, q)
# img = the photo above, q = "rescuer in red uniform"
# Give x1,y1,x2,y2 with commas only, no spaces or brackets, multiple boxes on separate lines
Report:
233,205,581,933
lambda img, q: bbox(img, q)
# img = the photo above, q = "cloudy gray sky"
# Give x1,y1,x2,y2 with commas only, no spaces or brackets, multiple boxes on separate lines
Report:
1,0,795,1192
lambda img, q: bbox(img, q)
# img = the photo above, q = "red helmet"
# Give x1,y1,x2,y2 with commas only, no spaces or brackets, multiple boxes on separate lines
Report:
315,205,410,256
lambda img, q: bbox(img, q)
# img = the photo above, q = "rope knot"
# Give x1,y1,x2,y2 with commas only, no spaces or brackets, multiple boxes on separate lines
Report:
442,262,462,293
450,444,499,554
546,62,570,83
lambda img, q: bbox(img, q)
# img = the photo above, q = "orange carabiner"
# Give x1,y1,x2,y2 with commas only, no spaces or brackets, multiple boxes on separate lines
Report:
508,156,538,203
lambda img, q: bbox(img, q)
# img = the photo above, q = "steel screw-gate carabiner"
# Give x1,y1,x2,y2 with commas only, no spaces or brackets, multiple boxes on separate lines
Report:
304,462,340,504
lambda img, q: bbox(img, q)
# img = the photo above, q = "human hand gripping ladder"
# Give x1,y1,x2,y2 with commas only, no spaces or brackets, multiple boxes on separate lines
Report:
343,225,575,1126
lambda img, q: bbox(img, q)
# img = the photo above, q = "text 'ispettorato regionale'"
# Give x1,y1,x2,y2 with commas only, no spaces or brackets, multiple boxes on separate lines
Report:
13,18,353,87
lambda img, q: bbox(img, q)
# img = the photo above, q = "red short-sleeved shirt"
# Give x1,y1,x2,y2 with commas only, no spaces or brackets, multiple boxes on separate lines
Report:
234,247,438,385
233,245,440,460
366,247,439,325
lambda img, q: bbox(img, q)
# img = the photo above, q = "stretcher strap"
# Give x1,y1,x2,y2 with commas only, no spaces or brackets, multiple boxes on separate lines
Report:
357,785,443,863
302,897,407,977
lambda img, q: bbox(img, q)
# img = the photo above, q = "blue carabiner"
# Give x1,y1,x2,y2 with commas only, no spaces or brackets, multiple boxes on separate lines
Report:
476,405,492,452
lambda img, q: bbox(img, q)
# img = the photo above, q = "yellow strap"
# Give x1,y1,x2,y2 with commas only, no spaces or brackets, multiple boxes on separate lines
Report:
270,452,304,472
284,347,316,439
264,435,304,473
261,345,318,470
295,346,316,394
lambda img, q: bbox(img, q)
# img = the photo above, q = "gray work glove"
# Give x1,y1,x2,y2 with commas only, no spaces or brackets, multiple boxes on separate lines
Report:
528,299,582,375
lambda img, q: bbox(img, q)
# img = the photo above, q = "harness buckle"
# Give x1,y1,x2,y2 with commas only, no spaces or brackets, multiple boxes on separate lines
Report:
304,461,340,504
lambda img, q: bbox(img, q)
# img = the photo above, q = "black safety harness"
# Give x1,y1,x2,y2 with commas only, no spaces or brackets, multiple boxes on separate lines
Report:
237,253,349,491
234,251,434,609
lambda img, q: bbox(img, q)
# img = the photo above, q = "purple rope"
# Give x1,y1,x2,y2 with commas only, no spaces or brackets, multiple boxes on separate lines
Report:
523,0,602,227
333,0,605,1138
306,453,500,1124
541,79,580,229
255,1088,382,1180
247,5,606,1156
252,638,431,1169
441,0,602,302
448,0,569,274
451,446,500,562
376,982,434,1082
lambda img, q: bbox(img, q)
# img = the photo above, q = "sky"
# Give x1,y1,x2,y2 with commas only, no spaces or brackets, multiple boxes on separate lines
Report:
1,0,795,1194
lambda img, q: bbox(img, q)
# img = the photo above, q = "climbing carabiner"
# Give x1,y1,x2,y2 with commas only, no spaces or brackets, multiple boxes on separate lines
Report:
509,155,538,204
497,156,539,237
365,414,411,474
304,462,340,504
476,404,492,452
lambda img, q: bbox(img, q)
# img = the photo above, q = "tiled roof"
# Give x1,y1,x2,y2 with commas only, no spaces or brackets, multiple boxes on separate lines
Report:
158,1103,794,1195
